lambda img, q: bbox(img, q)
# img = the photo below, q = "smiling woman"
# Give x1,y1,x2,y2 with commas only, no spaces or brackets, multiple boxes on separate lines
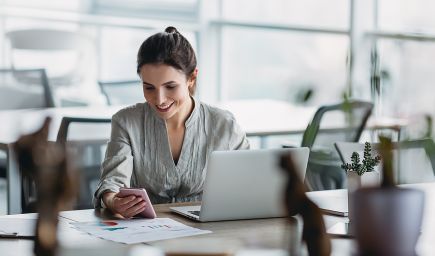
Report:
140,63,194,123
94,26,250,219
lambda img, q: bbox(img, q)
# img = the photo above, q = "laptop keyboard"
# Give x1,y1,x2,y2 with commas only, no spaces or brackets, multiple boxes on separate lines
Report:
188,210,200,216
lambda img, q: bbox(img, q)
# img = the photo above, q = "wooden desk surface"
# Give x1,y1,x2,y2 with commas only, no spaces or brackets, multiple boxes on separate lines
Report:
2,184,435,255
58,203,292,249
0,202,351,256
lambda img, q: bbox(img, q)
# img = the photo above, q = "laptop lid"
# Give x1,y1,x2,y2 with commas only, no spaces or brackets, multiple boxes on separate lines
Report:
174,147,309,222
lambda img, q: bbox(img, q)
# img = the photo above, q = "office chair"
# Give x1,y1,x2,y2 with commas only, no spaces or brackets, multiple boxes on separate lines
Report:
98,80,144,105
57,117,112,209
335,139,435,184
0,142,21,214
18,117,112,212
5,29,105,106
288,100,373,191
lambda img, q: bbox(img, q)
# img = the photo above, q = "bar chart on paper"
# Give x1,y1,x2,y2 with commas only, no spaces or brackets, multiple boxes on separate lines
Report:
70,218,211,244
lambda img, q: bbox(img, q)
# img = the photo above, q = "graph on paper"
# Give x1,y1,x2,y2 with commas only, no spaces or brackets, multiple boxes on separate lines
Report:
70,218,211,244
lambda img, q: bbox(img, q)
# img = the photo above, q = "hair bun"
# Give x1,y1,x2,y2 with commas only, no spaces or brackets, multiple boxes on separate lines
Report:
165,26,178,34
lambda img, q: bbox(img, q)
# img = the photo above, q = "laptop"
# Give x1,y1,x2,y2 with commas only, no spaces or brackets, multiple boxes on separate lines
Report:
306,189,348,217
170,148,309,222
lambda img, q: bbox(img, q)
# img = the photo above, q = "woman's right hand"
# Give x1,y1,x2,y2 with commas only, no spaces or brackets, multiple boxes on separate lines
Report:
102,192,147,218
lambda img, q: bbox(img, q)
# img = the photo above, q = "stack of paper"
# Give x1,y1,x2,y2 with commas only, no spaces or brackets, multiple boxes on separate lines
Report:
70,218,211,244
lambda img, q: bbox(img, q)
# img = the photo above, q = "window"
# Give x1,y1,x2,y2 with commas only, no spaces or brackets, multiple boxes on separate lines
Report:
99,27,197,81
371,0,435,118
221,27,348,104
215,0,350,105
4,0,82,11
93,0,199,21
378,0,435,31
222,0,349,29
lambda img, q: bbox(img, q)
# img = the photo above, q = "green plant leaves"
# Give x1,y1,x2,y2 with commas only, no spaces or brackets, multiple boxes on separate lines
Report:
341,142,381,176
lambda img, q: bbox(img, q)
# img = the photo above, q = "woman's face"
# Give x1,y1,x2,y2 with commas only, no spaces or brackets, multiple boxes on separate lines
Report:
139,63,193,121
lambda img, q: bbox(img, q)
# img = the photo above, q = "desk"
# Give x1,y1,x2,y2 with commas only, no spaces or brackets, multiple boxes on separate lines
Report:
306,182,435,255
2,183,434,255
0,203,353,256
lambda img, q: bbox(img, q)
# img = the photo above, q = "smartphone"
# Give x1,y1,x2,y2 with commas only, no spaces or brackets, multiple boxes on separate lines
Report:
118,187,156,219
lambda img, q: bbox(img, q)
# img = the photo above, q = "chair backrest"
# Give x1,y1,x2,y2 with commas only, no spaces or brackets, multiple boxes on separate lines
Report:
0,68,55,110
300,100,373,191
98,80,144,105
57,117,112,143
302,100,373,150
335,139,435,184
4,116,112,213
56,117,112,209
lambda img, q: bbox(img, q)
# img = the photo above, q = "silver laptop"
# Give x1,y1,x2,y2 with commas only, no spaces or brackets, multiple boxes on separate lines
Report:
170,148,309,222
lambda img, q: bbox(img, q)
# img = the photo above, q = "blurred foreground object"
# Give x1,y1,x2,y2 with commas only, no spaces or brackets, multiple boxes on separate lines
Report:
280,154,331,256
14,117,78,256
352,136,425,256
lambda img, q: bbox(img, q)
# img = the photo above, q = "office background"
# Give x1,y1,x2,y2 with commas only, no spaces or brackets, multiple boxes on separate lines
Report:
0,0,434,112
1,0,435,214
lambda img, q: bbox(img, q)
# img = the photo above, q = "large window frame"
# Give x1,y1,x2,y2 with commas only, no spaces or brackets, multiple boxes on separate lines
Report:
1,0,435,110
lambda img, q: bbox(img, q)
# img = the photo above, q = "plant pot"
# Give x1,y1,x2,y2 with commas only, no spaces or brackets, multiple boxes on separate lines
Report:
352,187,425,256
347,171,380,220
347,171,380,192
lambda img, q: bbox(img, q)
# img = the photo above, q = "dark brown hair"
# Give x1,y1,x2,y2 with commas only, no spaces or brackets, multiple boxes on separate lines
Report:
137,26,197,95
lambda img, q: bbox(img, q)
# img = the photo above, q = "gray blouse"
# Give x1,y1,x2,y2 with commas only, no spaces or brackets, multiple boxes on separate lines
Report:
93,97,250,207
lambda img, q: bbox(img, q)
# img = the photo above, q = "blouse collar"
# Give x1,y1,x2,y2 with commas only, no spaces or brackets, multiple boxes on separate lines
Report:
185,96,199,128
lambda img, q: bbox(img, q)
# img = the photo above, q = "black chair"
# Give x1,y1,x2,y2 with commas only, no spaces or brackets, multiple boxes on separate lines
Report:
18,117,112,212
290,100,373,191
98,80,143,105
335,139,435,184
57,117,112,209
0,142,23,214
56,116,113,142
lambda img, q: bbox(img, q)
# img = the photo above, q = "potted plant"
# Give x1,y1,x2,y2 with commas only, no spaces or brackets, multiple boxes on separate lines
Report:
341,142,381,221
341,142,382,192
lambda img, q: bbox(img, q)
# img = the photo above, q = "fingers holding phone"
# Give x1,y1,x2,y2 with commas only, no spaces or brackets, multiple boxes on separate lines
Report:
116,188,157,219
112,195,147,218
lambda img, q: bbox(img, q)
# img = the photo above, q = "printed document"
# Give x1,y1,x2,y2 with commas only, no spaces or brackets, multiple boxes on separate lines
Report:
70,218,211,244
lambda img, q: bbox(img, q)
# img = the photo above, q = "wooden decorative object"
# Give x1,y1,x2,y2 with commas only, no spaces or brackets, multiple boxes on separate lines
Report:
352,136,425,256
14,117,77,256
280,154,331,256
